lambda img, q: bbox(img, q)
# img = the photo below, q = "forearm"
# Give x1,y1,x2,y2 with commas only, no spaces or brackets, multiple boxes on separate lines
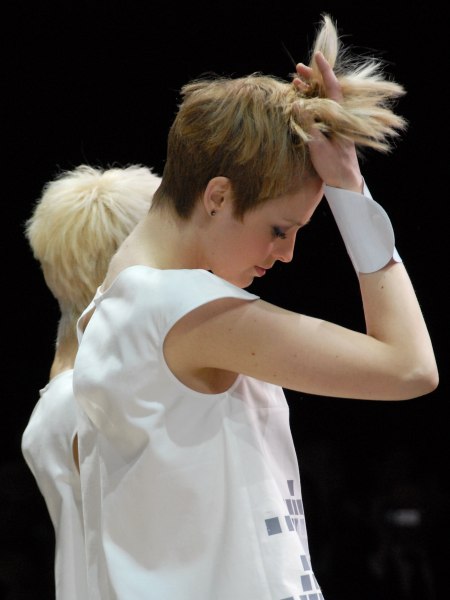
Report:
325,183,438,395
360,261,435,366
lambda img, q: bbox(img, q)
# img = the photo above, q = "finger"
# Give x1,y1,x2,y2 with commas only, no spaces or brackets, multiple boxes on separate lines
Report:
307,126,328,146
293,77,310,92
296,62,313,80
314,51,342,102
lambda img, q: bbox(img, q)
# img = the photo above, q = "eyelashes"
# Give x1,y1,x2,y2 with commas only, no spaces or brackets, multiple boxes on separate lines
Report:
272,226,287,240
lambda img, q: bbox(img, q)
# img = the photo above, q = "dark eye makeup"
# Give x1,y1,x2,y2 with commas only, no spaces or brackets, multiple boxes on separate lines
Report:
272,226,287,239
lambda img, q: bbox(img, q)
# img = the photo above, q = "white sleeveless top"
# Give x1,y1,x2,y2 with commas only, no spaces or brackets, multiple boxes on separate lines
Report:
21,369,89,599
73,266,324,600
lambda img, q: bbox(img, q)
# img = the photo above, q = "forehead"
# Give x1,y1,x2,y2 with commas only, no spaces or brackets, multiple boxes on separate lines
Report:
253,177,324,223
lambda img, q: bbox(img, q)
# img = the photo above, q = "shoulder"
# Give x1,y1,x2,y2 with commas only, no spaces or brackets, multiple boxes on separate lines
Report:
86,267,260,345
101,266,258,311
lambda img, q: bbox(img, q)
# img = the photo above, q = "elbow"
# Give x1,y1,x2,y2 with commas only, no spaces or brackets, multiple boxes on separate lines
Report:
421,364,440,395
411,370,439,399
396,361,439,401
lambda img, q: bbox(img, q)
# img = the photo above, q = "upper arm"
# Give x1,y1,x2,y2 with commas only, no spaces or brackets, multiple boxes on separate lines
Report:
165,296,429,401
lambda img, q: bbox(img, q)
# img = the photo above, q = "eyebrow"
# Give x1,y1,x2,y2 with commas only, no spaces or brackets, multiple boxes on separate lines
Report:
283,218,312,228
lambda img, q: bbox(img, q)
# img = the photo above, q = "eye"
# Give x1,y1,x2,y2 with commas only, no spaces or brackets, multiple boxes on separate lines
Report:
272,226,287,240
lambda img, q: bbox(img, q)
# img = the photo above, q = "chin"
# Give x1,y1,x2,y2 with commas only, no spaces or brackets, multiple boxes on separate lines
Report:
216,271,251,289
234,275,254,289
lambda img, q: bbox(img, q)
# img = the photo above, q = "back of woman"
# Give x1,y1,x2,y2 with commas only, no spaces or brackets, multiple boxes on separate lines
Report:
22,164,161,599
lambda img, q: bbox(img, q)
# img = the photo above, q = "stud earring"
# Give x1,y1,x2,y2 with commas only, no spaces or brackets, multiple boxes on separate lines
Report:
210,210,217,216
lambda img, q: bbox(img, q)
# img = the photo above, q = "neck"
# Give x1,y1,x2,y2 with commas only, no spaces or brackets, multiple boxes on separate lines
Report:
49,330,78,380
119,206,211,271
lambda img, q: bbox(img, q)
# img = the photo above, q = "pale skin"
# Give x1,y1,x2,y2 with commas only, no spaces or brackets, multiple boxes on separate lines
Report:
101,51,438,402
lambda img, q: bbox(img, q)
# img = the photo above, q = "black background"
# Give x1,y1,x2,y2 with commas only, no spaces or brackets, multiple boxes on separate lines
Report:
3,1,448,598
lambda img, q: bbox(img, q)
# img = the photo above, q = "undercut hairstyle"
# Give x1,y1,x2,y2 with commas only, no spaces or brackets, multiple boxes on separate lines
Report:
25,164,161,328
152,13,406,219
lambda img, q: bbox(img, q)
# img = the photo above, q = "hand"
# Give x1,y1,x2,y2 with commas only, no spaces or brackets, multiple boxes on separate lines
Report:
294,52,363,192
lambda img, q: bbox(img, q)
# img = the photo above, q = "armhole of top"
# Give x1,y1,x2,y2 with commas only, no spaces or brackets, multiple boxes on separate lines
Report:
72,433,80,474
78,305,96,335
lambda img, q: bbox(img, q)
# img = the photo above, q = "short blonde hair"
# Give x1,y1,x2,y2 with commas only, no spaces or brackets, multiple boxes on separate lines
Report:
152,13,406,219
25,164,161,317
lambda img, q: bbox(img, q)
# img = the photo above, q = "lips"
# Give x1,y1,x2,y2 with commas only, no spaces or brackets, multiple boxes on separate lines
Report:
254,266,267,277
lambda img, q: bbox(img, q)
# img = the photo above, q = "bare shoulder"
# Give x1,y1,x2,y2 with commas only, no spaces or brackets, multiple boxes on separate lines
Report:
165,296,326,391
166,296,293,344
164,297,287,393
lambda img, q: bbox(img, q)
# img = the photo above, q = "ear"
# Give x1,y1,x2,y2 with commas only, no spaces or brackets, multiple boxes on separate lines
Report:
203,176,232,216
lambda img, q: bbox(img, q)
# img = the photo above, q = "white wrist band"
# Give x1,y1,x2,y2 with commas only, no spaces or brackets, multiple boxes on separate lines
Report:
324,182,402,273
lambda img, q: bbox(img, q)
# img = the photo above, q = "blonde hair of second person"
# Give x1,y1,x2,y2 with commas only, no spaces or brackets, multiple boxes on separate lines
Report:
25,164,162,468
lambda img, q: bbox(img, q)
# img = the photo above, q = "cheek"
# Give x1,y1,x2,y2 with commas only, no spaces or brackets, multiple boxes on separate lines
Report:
238,235,270,260
222,218,270,264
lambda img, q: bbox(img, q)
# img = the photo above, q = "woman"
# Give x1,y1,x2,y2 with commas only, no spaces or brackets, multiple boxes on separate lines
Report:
73,15,438,599
22,164,161,599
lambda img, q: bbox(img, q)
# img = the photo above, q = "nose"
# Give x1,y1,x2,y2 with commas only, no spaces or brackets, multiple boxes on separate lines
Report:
274,236,296,263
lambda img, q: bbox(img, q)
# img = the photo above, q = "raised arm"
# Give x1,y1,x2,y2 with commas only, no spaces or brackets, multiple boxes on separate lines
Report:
163,16,438,402
165,52,438,402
